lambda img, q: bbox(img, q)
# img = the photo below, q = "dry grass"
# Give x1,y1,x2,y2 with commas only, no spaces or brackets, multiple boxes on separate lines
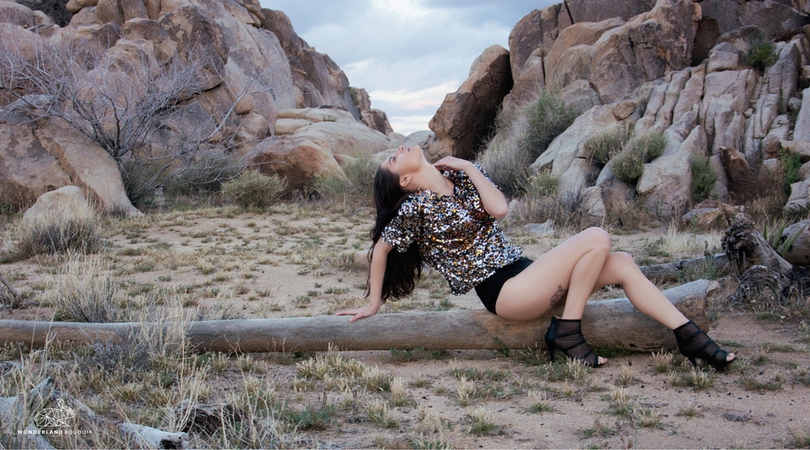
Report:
0,200,808,448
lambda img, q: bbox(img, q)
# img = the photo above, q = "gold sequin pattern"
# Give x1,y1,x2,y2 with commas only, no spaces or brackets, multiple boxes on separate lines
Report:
381,166,522,295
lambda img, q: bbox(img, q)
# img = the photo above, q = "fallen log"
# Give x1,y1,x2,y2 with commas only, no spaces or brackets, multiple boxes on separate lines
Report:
0,280,715,353
640,253,730,282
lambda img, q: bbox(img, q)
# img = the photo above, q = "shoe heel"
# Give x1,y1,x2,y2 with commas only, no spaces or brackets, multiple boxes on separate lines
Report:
545,337,556,362
688,356,697,367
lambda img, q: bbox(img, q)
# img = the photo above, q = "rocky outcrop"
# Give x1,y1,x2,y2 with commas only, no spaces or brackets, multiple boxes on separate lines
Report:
1,0,389,211
244,136,348,194
429,45,512,160
465,0,810,222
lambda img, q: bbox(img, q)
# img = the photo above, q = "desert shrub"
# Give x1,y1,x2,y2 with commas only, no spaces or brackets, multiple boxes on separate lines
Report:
762,217,805,257
478,92,577,197
584,125,633,166
477,108,532,197
521,169,559,198
168,151,243,197
524,91,579,160
780,149,803,194
315,155,377,205
14,201,101,257
690,155,717,202
750,41,778,72
51,256,119,323
610,148,645,183
506,170,595,229
222,171,286,208
610,130,667,183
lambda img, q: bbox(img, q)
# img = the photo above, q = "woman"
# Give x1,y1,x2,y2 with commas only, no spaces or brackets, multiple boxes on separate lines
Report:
336,145,735,369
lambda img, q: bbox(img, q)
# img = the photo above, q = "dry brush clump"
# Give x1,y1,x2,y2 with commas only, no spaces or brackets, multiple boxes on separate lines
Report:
11,201,101,259
478,91,579,197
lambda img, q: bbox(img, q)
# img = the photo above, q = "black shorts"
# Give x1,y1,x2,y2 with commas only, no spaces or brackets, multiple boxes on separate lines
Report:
474,257,534,314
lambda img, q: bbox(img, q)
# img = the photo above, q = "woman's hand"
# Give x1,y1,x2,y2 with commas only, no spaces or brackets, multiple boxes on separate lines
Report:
433,156,473,173
434,156,508,219
336,301,381,322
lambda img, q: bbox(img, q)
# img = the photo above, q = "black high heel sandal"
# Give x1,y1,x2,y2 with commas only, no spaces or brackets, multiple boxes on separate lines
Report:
544,317,605,367
673,320,735,371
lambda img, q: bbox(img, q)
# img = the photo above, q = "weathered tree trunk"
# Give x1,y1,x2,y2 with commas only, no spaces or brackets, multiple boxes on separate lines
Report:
640,253,730,282
722,217,810,305
0,280,715,353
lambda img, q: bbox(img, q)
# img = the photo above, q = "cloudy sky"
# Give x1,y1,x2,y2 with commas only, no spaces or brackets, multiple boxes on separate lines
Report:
258,0,559,135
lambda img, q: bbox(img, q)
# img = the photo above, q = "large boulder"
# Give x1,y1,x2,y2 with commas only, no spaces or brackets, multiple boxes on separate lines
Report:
508,1,655,84
429,45,512,160
588,0,702,104
22,186,95,227
262,8,359,117
0,121,71,208
244,136,348,194
0,1,35,28
293,121,390,158
544,18,625,93
34,117,139,215
273,107,389,157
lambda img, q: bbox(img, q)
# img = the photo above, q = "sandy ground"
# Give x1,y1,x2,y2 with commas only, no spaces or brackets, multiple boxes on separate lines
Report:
2,206,809,448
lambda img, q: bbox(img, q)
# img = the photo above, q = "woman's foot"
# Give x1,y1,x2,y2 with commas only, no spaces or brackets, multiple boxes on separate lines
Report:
544,317,607,367
673,320,736,371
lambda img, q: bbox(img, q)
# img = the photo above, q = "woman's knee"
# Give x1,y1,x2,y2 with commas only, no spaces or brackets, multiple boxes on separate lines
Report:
606,252,640,281
582,227,611,253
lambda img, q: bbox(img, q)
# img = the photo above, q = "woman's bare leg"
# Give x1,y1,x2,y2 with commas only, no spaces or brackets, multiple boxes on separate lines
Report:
590,252,688,329
495,229,734,362
495,227,611,321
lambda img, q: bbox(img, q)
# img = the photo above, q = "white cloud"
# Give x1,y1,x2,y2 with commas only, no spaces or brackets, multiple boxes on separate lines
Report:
259,0,558,134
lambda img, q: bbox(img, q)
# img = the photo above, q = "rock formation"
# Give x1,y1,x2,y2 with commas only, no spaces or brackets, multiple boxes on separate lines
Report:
437,0,810,221
0,0,394,212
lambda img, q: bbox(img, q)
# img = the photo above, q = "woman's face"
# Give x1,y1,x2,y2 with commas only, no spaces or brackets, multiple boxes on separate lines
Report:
381,145,423,177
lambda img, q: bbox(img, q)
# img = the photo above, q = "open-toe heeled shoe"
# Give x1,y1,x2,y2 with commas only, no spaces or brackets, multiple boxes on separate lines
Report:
544,317,605,367
673,320,735,371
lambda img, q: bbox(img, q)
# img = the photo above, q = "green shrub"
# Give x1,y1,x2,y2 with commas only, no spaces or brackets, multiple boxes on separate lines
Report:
314,155,377,206
584,125,632,166
780,149,803,194
222,171,286,208
750,41,777,72
478,91,578,197
524,91,579,160
610,130,667,183
168,151,243,196
690,155,717,202
610,147,645,183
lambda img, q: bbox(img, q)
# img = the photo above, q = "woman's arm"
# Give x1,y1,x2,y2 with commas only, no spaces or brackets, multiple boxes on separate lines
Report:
335,239,392,322
433,157,508,219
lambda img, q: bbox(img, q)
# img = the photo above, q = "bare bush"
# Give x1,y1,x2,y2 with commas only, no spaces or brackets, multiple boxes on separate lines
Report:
0,24,275,205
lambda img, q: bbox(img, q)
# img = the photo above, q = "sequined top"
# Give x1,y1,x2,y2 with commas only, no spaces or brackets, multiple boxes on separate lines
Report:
381,165,522,295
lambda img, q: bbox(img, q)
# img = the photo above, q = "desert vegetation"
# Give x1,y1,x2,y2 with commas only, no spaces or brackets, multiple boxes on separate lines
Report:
2,155,810,447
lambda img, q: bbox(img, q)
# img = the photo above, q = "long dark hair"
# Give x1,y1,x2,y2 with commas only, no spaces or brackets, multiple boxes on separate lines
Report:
367,166,423,301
